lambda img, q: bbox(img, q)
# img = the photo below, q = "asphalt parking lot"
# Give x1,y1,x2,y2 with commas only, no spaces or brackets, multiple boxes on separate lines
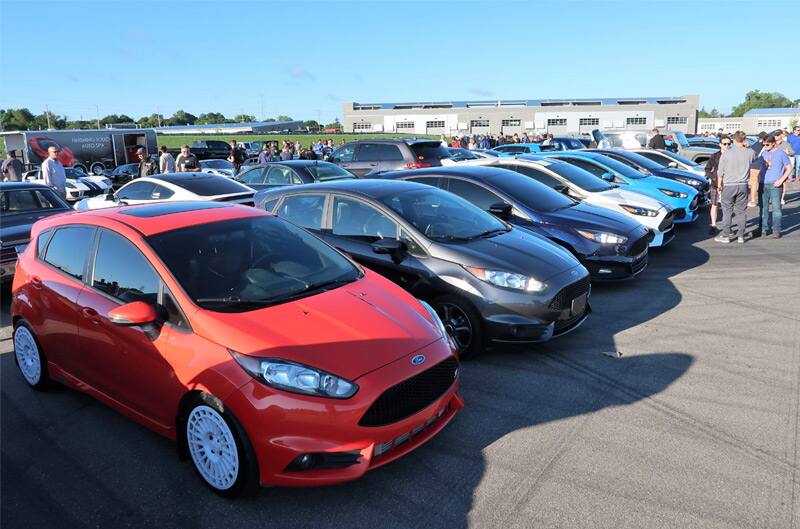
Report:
2,187,799,529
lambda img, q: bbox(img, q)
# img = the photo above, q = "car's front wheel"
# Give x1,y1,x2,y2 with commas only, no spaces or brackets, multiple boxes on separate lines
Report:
433,294,485,359
184,395,259,497
90,162,105,176
13,322,50,390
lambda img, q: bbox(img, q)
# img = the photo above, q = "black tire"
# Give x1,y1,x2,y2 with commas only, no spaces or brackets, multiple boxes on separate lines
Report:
433,294,485,359
181,393,259,497
90,162,105,176
12,321,51,390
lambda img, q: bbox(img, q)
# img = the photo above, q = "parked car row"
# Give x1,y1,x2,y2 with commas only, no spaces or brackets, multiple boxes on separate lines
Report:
6,140,707,498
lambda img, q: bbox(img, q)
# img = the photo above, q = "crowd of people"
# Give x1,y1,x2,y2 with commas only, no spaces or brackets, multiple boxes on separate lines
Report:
442,132,558,150
705,126,799,241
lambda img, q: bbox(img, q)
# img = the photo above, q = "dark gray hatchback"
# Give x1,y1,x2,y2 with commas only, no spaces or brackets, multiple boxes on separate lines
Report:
254,179,591,358
329,139,451,177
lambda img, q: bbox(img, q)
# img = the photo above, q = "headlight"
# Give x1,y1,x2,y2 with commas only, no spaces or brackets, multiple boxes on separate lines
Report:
620,204,659,217
418,300,448,339
65,181,77,189
659,188,688,198
674,177,701,188
576,229,628,244
101,177,112,186
465,266,545,292
230,350,358,398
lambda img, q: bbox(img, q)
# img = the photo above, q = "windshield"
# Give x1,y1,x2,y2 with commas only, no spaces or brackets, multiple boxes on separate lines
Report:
600,132,647,149
584,154,647,179
305,162,356,181
200,159,234,169
490,171,578,212
168,176,250,195
65,168,87,178
146,215,360,312
659,150,698,167
606,151,664,171
410,143,451,162
380,188,507,242
542,161,613,192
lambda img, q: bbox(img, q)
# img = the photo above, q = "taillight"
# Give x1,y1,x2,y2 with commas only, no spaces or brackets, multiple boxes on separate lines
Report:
405,162,432,169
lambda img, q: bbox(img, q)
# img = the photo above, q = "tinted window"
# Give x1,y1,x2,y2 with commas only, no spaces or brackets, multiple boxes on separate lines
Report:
355,143,380,162
561,157,607,177
150,184,174,200
36,229,53,257
489,173,577,213
496,145,526,154
446,178,505,210
332,144,355,163
529,161,613,192
305,163,355,181
377,144,404,161
168,176,251,195
266,166,300,185
380,188,507,243
409,143,451,162
585,155,646,179
0,189,66,212
200,160,234,169
406,176,444,189
118,181,156,200
332,197,398,242
92,230,159,305
162,289,188,329
262,197,279,212
44,226,94,280
509,165,564,188
604,151,663,171
238,167,266,185
146,215,359,312
276,194,325,229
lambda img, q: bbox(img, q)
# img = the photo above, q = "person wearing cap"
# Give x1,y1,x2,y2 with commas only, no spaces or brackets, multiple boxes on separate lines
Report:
137,148,159,179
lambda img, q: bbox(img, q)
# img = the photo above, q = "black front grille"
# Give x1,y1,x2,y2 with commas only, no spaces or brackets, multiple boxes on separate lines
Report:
631,253,648,274
658,211,674,232
359,357,458,427
626,235,649,257
0,246,17,263
549,276,591,311
674,209,686,219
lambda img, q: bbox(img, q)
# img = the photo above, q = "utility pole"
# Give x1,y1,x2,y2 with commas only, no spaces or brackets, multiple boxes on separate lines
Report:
95,105,101,129
45,105,52,129
260,95,265,121
316,109,321,132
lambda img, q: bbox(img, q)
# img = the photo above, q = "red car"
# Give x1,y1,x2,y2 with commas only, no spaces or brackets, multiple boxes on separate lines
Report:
11,201,462,496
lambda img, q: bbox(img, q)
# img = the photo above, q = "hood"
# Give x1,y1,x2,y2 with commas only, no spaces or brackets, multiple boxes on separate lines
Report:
190,273,441,380
658,168,708,184
438,228,582,281
597,188,668,210
645,175,697,196
545,202,643,236
685,146,717,154
1,209,71,243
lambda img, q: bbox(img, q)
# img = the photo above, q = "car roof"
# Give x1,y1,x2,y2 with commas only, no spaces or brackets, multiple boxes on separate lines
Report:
64,202,264,237
380,164,521,184
266,178,434,199
146,172,221,184
247,160,335,168
344,138,439,145
0,181,54,191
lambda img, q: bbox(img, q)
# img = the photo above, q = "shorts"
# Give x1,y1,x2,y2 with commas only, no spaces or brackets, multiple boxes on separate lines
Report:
709,186,721,206
749,169,760,189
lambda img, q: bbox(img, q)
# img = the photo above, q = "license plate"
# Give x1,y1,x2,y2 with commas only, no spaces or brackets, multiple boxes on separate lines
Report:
570,293,588,317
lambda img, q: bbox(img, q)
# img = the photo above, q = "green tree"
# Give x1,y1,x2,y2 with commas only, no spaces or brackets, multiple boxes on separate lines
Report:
167,110,198,126
698,107,721,118
233,114,256,123
323,119,342,130
275,115,293,122
730,90,794,117
196,112,228,125
303,120,320,131
0,108,36,130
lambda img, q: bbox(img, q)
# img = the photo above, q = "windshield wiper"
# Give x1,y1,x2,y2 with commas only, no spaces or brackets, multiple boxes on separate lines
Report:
196,296,281,306
299,277,355,293
471,228,510,240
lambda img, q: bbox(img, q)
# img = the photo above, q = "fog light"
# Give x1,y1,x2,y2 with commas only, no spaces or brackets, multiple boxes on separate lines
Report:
296,454,315,469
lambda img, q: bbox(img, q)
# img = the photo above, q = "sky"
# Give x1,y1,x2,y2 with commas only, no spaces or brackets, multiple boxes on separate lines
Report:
1,0,796,123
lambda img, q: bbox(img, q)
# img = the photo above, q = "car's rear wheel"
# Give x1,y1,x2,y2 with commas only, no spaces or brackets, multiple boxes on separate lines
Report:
13,322,50,390
72,164,88,174
433,294,485,359
184,395,258,497
90,162,105,176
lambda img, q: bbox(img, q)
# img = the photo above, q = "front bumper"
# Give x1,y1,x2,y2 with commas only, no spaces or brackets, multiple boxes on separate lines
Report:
673,195,700,224
223,339,461,487
583,250,648,281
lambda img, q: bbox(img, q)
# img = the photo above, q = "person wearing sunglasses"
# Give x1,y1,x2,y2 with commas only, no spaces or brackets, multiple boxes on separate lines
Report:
760,134,794,238
704,135,731,235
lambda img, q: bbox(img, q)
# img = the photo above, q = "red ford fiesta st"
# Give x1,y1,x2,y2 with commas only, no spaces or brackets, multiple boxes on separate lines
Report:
11,201,462,496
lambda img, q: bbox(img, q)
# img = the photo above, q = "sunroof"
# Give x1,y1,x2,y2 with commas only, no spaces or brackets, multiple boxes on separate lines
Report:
118,201,230,218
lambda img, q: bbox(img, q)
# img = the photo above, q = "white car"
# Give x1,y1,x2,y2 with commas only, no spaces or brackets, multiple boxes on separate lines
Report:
630,149,707,178
456,156,675,247
22,167,101,202
199,159,237,178
73,172,256,210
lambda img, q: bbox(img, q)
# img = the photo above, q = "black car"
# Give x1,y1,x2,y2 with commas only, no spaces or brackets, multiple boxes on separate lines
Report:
330,138,452,176
375,166,653,281
106,162,140,188
235,160,356,190
253,179,590,358
0,182,71,283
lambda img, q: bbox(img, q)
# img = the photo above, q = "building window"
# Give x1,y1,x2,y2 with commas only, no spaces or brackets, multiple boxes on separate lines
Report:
501,119,521,127
700,123,715,130
470,119,490,128
757,119,781,128
425,120,445,128
667,116,688,125
579,117,599,126
353,122,372,131
724,123,741,130
396,122,415,130
547,118,567,126
626,117,647,125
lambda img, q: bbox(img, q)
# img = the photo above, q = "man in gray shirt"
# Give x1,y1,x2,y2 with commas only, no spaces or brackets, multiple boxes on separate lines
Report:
2,152,24,182
41,146,67,198
715,130,755,243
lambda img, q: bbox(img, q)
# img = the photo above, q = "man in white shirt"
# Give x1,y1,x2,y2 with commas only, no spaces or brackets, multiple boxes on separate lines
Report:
159,145,176,173
41,146,66,197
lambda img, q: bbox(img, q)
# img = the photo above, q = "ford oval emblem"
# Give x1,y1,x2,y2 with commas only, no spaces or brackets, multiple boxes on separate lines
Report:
411,354,426,366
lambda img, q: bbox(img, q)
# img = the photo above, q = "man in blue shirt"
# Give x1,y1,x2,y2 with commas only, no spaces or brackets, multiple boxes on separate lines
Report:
760,134,794,238
788,125,800,179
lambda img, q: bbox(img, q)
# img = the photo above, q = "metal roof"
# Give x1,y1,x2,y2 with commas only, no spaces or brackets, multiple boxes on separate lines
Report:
742,108,800,116
351,97,691,111
154,120,302,131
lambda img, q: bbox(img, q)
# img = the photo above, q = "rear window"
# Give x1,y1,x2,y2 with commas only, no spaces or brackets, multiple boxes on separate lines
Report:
0,188,69,212
489,171,577,213
306,163,356,181
168,176,251,196
410,143,450,164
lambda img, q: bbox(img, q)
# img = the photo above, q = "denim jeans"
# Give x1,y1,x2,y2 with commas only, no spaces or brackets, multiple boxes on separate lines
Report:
794,155,800,179
761,184,782,233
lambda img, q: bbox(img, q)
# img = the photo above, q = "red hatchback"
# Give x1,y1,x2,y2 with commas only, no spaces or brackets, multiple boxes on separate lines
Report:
11,201,462,496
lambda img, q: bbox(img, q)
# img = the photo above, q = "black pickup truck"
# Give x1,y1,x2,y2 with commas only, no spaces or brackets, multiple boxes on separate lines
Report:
169,140,231,161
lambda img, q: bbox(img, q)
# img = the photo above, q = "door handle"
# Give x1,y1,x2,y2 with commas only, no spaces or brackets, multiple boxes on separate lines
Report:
81,307,102,324
368,163,378,167
30,276,43,288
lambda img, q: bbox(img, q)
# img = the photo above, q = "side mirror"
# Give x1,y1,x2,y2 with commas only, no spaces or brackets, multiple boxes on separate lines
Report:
601,172,614,182
554,183,570,195
487,202,512,220
371,238,407,263
668,161,678,168
108,301,157,326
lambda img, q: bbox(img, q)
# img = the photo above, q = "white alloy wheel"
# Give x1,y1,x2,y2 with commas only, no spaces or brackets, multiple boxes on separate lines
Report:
14,326,41,386
186,405,240,490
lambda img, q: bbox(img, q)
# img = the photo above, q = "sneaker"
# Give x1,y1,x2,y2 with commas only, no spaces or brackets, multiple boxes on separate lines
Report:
708,226,717,235
737,236,745,244
752,229,763,238
714,235,731,244
773,232,782,239
781,199,786,205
